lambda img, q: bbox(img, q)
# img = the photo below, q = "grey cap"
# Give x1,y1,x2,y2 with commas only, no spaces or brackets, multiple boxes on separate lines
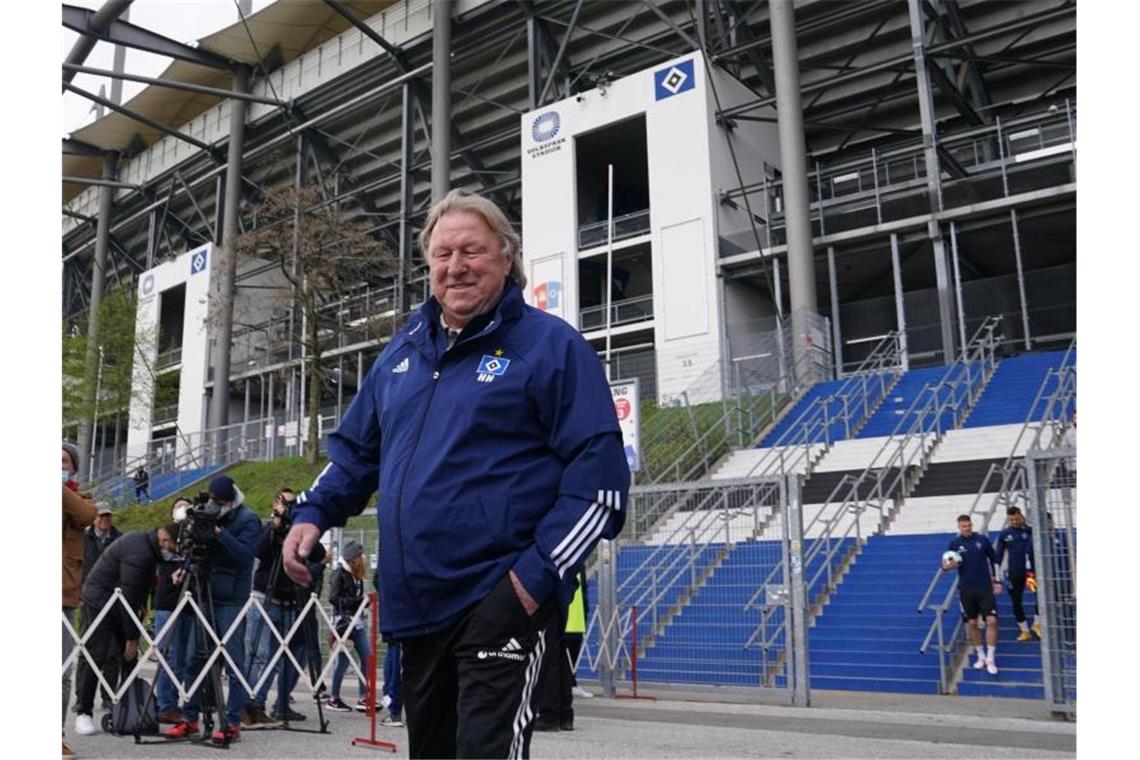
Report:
342,539,364,562
62,442,80,473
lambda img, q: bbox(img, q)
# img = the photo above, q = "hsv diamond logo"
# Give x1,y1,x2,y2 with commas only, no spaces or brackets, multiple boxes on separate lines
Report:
654,59,695,101
476,353,511,384
532,111,561,143
190,248,208,276
140,273,156,297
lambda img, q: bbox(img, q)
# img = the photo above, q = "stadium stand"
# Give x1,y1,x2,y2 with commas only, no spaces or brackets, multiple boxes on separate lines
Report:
964,351,1071,427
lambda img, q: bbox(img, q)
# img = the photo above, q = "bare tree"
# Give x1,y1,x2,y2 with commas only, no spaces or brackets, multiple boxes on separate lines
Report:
235,183,397,464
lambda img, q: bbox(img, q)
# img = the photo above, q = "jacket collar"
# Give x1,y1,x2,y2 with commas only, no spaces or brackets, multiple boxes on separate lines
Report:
406,279,524,355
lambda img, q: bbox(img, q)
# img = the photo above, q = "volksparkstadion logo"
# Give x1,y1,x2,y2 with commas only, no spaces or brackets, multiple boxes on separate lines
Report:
532,111,560,143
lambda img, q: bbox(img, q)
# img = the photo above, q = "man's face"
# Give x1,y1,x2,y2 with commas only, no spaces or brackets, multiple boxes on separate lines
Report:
62,449,75,476
210,494,232,510
157,529,176,554
96,514,112,532
427,210,511,329
958,518,973,537
1008,512,1025,529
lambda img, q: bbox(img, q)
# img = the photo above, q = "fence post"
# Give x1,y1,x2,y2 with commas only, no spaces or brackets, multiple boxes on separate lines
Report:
597,539,618,698
785,474,810,707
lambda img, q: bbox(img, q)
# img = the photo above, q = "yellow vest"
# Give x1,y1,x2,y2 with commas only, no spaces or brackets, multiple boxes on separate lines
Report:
566,585,586,633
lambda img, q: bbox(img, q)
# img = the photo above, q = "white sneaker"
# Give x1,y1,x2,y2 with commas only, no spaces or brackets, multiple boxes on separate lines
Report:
972,656,986,670
572,686,594,699
986,658,999,675
75,713,99,736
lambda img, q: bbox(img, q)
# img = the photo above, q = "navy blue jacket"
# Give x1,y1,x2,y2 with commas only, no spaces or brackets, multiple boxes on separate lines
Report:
947,532,999,590
996,525,1034,576
207,500,261,606
295,281,629,639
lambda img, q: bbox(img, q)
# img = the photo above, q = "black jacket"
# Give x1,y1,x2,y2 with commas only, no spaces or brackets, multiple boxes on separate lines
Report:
80,530,162,641
82,525,122,583
253,523,326,604
329,563,365,622
153,557,182,611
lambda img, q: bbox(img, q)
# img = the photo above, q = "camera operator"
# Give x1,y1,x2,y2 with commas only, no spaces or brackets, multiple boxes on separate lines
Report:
74,523,180,735
166,476,260,745
244,489,327,727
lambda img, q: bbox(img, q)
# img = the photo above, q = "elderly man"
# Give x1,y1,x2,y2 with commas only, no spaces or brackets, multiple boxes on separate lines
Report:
83,506,123,584
283,190,629,759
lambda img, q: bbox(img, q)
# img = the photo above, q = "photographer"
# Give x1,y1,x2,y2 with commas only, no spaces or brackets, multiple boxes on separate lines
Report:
153,499,192,724
166,476,260,745
244,489,326,726
74,523,179,736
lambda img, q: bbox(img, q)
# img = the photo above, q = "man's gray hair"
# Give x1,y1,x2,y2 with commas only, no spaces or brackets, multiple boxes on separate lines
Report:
419,189,527,288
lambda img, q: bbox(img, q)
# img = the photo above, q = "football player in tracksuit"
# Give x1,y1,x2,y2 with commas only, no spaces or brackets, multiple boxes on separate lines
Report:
996,506,1041,641
943,514,1002,675
281,190,630,759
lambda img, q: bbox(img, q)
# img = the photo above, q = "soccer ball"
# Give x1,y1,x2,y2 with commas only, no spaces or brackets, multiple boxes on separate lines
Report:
941,550,962,568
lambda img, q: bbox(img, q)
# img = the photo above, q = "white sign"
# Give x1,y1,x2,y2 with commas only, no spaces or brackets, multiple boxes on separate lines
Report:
610,378,641,472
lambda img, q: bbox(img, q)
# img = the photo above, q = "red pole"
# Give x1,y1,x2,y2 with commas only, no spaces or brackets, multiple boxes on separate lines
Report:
615,604,655,701
631,605,639,698
352,591,397,752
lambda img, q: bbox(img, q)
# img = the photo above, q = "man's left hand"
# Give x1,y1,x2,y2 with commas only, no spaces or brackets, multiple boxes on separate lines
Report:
509,570,538,616
992,580,1003,596
124,640,138,662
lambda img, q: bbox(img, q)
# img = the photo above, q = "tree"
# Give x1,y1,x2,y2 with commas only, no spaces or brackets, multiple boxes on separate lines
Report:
234,183,398,464
62,287,156,466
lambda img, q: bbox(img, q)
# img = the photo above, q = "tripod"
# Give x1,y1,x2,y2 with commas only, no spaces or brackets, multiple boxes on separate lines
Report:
136,554,231,748
242,528,330,735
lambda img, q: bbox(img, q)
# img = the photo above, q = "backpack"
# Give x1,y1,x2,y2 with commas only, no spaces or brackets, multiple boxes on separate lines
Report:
106,677,159,736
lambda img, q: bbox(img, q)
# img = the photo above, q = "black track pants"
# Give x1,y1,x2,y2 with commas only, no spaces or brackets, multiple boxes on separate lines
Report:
534,609,572,722
401,575,554,759
1007,573,1036,623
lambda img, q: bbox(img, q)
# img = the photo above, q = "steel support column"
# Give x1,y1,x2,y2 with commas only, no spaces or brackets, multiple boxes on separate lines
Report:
432,0,452,204
77,150,119,481
1010,209,1032,350
890,233,910,371
949,221,968,357
769,0,818,376
398,82,415,313
908,0,956,364
208,67,250,444
827,246,843,376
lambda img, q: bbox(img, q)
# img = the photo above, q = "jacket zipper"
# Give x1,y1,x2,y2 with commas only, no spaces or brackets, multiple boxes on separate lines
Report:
391,319,502,633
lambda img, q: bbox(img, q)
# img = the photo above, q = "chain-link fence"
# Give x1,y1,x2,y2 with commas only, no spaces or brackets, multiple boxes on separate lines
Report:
1027,446,1076,716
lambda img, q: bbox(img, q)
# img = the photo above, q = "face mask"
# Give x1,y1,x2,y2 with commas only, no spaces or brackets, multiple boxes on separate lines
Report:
172,505,188,523
161,549,175,562
62,471,72,484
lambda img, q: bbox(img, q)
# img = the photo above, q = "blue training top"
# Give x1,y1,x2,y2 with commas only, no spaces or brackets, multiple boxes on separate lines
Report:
947,532,999,590
996,525,1034,576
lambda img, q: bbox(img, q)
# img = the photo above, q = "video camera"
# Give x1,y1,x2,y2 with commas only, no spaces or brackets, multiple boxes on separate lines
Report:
272,491,296,539
178,491,222,560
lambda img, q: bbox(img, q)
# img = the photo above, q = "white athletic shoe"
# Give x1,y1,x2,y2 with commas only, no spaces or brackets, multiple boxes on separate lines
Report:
572,686,594,699
973,656,986,670
75,714,99,736
986,658,999,675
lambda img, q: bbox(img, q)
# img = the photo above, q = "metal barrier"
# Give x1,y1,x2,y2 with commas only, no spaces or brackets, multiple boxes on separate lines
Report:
1026,446,1077,717
590,476,809,705
62,590,375,712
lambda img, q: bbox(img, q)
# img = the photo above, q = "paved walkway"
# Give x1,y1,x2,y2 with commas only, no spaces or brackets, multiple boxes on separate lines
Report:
64,688,1075,759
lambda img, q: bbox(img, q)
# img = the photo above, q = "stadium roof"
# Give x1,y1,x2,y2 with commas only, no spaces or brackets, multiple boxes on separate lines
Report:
63,0,396,201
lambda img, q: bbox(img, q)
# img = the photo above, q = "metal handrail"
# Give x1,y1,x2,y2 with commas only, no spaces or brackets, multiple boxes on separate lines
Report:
739,332,904,481
746,318,1001,615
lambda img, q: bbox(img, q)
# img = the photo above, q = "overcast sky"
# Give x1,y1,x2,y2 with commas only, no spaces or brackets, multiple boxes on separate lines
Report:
61,0,274,136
